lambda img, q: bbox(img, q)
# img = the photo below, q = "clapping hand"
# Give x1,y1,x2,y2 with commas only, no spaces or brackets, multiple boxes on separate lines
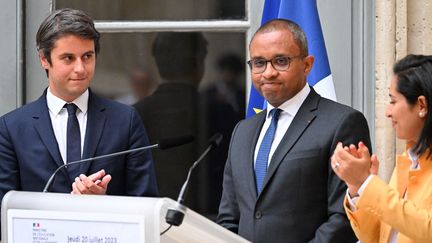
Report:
331,142,379,196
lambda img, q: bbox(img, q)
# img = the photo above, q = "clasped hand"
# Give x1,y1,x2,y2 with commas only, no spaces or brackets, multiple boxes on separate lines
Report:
71,169,112,195
331,142,379,197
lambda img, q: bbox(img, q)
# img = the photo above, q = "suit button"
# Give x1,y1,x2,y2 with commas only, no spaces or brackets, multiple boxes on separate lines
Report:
255,211,262,219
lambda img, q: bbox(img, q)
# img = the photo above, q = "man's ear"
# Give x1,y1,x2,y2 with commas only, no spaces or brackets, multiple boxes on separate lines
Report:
303,55,314,75
38,50,50,69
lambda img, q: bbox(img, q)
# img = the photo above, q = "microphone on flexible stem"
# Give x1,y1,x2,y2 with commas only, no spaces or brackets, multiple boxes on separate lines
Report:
42,135,194,193
165,133,223,227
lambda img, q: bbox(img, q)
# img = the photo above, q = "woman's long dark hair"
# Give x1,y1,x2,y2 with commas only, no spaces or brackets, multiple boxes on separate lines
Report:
393,54,432,157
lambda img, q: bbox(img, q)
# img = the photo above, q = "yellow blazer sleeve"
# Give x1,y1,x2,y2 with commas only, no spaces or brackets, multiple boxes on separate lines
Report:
344,194,381,243
354,175,432,242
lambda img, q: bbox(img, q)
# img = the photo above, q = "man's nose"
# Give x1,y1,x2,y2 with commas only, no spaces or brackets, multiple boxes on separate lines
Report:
261,61,278,78
73,59,85,73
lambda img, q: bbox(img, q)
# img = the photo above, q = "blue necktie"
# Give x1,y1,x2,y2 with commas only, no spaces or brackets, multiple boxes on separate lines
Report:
255,108,281,194
65,103,81,177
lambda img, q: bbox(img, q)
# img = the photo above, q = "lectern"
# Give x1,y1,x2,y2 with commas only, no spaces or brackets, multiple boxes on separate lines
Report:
1,191,249,243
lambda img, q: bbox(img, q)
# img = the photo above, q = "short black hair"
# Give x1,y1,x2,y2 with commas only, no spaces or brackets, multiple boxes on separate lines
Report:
36,8,100,65
393,54,432,157
251,18,308,56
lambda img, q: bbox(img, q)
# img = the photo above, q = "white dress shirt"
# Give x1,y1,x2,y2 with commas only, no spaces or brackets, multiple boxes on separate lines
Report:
46,88,89,164
254,84,310,167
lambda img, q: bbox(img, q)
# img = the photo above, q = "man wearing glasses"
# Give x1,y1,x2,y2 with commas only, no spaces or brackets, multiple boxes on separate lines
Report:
217,19,371,243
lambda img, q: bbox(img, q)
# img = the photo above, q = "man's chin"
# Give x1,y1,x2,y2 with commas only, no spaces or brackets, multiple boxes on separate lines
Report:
263,97,283,107
63,88,88,101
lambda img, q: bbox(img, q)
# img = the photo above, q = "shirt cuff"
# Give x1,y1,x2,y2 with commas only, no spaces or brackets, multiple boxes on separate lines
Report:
346,174,374,211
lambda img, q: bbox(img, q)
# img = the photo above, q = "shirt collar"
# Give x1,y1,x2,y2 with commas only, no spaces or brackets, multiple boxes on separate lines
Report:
266,84,310,118
405,142,432,170
407,148,419,169
47,88,89,116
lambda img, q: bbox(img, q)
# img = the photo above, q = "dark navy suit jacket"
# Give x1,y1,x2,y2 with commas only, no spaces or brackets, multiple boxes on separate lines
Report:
218,88,371,243
0,90,158,201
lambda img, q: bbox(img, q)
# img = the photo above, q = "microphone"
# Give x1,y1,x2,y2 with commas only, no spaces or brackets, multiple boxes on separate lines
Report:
165,133,223,227
42,135,194,193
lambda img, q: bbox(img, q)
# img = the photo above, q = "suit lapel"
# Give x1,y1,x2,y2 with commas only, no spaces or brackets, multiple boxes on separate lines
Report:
32,92,70,180
260,89,319,194
81,92,107,174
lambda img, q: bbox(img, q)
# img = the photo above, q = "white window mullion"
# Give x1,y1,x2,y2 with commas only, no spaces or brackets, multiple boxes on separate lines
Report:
95,20,250,33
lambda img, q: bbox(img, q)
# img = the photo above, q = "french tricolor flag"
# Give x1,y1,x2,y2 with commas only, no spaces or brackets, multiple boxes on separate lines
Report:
246,0,336,118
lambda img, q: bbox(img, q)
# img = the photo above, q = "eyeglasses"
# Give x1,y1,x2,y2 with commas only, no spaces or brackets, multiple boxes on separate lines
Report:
247,55,305,74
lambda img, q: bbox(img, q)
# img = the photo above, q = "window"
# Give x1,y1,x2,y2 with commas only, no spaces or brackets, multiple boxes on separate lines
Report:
55,0,250,219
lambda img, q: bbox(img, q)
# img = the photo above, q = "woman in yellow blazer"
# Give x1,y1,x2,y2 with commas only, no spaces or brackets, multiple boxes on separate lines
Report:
331,54,432,243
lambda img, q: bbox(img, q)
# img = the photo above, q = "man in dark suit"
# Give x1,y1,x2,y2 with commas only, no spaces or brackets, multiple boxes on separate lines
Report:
0,8,158,203
217,19,370,242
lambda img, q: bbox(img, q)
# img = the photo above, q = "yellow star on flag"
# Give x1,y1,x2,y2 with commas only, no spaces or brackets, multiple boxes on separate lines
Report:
253,108,263,114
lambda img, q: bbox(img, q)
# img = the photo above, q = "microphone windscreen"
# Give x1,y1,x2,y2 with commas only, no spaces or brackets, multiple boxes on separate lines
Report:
208,133,223,148
158,135,194,150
